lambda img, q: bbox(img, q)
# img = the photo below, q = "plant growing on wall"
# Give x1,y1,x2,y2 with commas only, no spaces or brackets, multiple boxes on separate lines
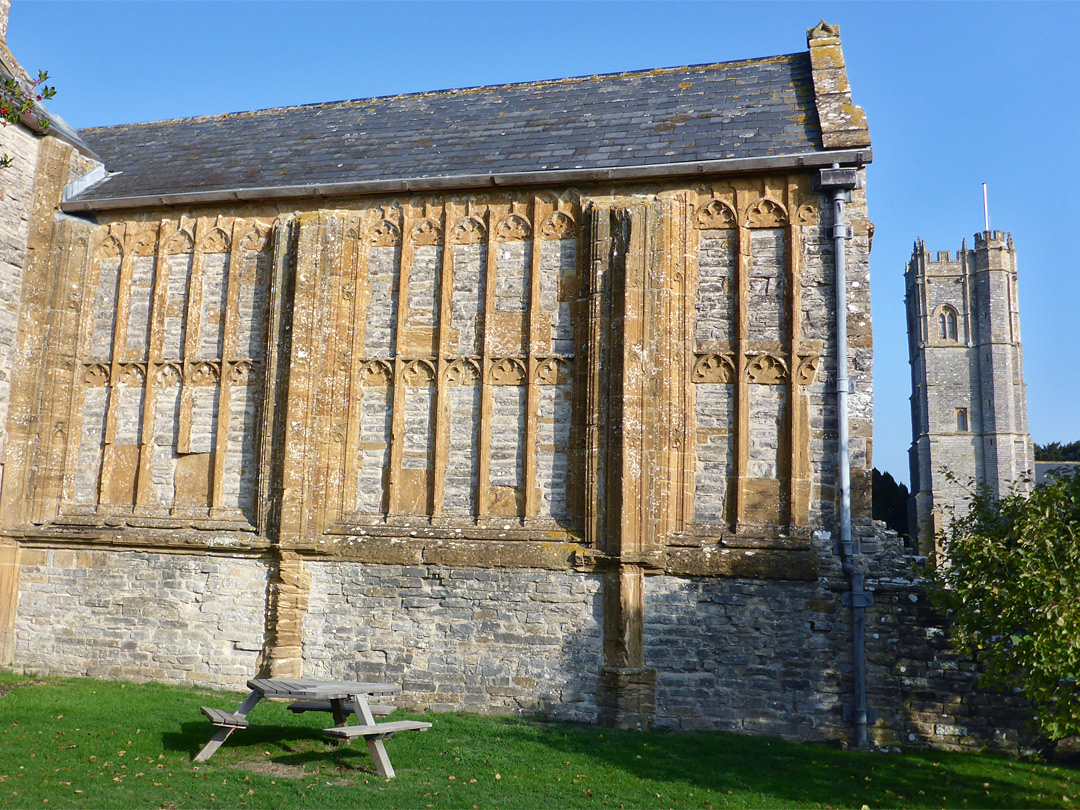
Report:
1,68,54,168
928,468,1080,742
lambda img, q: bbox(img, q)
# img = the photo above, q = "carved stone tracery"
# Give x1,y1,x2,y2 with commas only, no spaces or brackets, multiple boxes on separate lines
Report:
692,353,736,384
539,211,576,240
744,198,788,229
694,199,736,230
746,354,788,384
495,213,532,242
451,216,486,244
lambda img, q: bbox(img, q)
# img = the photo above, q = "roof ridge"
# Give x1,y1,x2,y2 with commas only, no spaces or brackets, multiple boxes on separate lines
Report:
78,51,806,134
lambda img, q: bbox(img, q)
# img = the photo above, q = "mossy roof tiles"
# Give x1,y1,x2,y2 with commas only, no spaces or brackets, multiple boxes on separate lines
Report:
72,52,824,203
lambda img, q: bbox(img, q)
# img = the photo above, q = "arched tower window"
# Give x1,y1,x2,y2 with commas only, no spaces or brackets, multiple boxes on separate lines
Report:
937,305,959,343
955,408,968,432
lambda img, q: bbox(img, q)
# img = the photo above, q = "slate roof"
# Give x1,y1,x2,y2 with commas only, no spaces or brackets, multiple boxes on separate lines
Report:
71,52,828,206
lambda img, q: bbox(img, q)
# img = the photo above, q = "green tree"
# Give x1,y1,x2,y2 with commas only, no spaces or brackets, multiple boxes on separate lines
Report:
928,468,1080,741
1035,440,1080,462
1,69,54,168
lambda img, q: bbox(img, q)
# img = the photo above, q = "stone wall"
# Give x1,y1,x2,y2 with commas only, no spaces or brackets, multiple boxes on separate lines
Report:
906,234,1033,550
0,121,39,490
12,547,269,687
302,562,602,721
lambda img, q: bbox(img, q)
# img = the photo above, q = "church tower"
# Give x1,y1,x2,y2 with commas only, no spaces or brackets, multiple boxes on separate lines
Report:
905,230,1033,552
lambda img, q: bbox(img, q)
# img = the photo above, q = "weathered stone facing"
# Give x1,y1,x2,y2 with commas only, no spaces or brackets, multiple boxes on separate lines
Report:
645,573,848,739
694,382,734,523
302,562,602,719
906,233,1033,549
13,548,269,687
0,122,38,473
695,229,735,345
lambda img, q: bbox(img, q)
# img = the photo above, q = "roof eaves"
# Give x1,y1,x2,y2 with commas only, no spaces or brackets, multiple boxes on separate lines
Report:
61,147,872,213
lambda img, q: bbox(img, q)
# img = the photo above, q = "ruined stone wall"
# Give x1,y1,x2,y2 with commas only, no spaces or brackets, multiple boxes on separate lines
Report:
303,562,602,721
0,172,895,739
0,121,39,492
12,547,268,686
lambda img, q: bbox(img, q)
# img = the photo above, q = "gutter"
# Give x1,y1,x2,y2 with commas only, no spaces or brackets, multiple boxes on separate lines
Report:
60,147,872,212
817,163,872,749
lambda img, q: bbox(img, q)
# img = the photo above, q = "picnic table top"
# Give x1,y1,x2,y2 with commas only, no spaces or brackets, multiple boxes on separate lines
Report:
246,678,401,700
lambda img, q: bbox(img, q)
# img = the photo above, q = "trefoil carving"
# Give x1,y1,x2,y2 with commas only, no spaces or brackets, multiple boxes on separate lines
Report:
490,357,527,385
693,353,736,384
496,213,532,242
129,232,157,257
539,211,576,240
746,354,787,384
188,361,221,386
82,363,110,386
164,230,194,255
794,355,821,385
536,356,573,385
228,360,256,385
744,198,788,229
369,220,402,246
402,359,437,386
153,363,183,388
117,363,147,387
451,216,487,244
694,199,736,230
199,228,231,254
794,203,819,226
240,223,272,252
445,357,481,386
94,235,122,261
359,359,393,386
411,218,443,246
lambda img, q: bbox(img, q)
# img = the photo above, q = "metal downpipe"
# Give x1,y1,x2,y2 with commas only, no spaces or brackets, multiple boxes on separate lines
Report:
830,178,868,750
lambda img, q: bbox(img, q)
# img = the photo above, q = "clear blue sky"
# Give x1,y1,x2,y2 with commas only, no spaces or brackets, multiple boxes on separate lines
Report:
8,0,1079,486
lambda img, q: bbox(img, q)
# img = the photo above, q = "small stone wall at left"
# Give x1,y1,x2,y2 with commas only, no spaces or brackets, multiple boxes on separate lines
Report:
12,547,270,687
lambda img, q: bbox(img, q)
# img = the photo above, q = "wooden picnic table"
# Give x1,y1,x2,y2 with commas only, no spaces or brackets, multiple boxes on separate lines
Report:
194,677,431,778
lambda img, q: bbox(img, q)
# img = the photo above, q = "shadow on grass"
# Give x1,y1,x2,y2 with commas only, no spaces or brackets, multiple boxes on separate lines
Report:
165,719,388,777
482,715,1075,809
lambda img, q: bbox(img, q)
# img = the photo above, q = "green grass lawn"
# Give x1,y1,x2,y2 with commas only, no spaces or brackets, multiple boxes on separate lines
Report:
0,672,1076,809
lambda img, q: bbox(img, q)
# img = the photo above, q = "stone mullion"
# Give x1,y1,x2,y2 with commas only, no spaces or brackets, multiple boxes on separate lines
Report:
329,218,360,521
677,196,695,532
475,208,499,519
787,182,807,527
54,227,106,516
431,203,455,518
97,224,136,508
733,190,751,528
29,221,94,523
621,202,647,558
386,210,413,517
257,219,297,535
177,218,208,456
342,216,371,517
583,205,609,548
653,197,677,539
134,220,174,509
524,198,542,519
319,216,350,525
306,217,341,535
209,220,245,514
277,216,322,540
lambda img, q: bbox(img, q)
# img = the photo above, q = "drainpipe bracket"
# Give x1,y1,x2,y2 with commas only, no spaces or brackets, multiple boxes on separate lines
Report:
833,538,858,557
842,591,874,608
842,706,877,724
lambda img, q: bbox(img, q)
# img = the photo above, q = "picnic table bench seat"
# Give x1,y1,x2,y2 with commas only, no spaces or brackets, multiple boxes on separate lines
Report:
323,719,432,741
200,706,250,729
288,699,396,717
